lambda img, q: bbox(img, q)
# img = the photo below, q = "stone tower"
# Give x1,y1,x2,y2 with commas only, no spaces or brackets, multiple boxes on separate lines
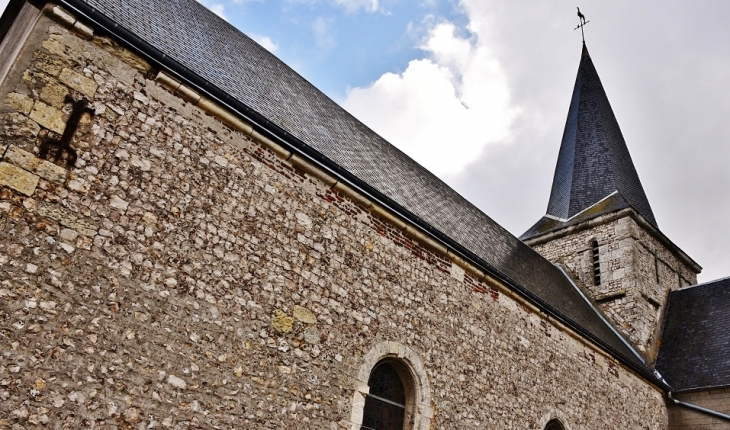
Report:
521,43,701,362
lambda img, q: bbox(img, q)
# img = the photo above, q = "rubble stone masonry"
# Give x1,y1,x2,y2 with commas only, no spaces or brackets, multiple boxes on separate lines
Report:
0,9,668,429
530,216,697,361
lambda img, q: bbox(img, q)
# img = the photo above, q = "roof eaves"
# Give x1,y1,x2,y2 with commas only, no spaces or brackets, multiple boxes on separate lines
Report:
524,199,702,273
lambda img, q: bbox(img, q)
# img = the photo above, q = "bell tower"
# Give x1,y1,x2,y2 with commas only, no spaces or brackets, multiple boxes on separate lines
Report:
522,44,701,362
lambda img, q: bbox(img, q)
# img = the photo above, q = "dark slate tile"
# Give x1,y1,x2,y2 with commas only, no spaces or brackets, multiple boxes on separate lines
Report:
656,278,730,391
544,44,656,228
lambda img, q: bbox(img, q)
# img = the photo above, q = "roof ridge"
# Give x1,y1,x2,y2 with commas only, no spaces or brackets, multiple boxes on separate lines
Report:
672,275,730,291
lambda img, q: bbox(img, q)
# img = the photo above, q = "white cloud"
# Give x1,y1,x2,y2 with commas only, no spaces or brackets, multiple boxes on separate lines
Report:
313,17,337,54
251,34,279,53
285,0,380,13
333,0,379,13
196,0,228,21
341,19,517,178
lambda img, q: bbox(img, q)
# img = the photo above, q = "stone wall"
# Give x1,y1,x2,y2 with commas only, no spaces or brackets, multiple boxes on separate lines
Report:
668,389,730,429
529,213,697,360
0,8,669,429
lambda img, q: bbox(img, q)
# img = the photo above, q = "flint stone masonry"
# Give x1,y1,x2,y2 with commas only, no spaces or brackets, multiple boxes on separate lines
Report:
0,11,669,429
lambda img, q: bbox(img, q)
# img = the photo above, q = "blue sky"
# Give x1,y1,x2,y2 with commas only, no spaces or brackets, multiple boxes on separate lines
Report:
199,0,468,98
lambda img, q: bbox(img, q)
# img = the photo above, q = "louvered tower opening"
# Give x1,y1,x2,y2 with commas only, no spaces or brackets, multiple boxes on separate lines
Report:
592,240,601,286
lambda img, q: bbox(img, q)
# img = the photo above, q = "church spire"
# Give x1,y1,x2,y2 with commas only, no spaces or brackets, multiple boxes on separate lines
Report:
544,43,656,227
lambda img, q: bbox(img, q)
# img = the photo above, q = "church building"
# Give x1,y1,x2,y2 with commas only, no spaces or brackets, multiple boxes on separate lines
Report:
0,0,728,428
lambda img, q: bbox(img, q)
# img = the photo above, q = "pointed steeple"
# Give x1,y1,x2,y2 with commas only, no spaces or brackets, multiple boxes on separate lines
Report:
522,43,701,358
548,44,655,224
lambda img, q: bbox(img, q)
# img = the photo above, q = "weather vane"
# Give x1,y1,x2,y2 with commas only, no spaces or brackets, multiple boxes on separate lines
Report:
574,7,590,43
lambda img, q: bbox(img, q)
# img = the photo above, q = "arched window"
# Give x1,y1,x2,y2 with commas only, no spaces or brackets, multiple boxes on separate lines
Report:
591,240,601,286
361,361,408,430
351,342,432,430
545,418,565,430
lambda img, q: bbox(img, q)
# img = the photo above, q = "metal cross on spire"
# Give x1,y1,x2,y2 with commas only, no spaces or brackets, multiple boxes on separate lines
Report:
574,7,590,43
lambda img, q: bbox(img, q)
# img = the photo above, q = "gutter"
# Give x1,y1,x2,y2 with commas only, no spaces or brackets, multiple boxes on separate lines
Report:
52,0,663,387
667,392,730,422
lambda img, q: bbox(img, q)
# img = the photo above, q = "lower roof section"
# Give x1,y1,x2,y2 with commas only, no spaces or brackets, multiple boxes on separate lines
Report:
657,277,730,392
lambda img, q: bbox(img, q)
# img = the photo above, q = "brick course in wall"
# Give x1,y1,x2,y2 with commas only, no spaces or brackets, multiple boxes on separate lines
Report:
0,11,669,429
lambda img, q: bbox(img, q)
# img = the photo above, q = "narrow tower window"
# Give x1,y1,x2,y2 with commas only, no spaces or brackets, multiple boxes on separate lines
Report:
592,240,601,286
361,361,407,430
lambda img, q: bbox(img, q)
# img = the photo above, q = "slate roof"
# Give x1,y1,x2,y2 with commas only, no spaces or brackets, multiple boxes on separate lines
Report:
61,0,654,379
656,278,730,392
522,44,656,241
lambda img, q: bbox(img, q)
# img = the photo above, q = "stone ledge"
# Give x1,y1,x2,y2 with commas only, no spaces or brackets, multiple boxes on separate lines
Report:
43,4,94,39
595,289,627,303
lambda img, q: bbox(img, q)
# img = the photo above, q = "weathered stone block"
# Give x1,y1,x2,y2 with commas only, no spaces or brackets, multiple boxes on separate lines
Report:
293,305,317,324
4,145,68,184
59,68,97,98
40,82,69,107
33,51,69,77
271,309,294,334
29,101,66,134
0,113,42,144
3,93,34,114
0,162,40,196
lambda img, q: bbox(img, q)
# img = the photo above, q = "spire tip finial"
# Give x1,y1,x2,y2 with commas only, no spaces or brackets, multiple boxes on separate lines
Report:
574,7,589,43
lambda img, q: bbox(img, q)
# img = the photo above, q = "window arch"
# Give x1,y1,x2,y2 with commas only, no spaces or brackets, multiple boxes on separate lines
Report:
361,361,409,430
350,342,432,430
537,409,571,430
545,419,565,430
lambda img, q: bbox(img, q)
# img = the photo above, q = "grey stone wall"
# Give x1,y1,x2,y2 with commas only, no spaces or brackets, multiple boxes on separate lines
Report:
0,11,669,429
531,215,698,361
